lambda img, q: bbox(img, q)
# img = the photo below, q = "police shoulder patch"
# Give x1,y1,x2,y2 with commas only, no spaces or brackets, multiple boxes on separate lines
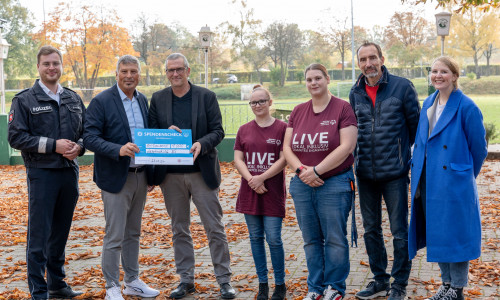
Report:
8,110,14,124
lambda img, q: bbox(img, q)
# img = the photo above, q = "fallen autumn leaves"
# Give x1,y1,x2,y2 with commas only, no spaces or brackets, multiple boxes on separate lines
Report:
0,161,499,299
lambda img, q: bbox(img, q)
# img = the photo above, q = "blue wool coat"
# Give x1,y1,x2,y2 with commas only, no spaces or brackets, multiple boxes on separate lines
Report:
408,89,487,262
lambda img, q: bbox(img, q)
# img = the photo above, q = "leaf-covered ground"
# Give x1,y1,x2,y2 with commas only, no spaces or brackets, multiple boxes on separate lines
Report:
0,161,498,299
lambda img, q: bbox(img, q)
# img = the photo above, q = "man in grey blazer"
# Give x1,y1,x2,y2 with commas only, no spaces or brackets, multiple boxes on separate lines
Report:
84,55,159,300
149,53,234,299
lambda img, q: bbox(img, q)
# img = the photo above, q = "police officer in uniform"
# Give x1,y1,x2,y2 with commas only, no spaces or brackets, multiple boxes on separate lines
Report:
7,45,85,300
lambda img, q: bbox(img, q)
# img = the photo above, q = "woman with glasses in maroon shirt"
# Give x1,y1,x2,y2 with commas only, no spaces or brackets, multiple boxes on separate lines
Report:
234,85,288,300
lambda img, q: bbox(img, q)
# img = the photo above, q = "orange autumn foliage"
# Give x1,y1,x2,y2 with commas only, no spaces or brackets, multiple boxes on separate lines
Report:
32,2,138,101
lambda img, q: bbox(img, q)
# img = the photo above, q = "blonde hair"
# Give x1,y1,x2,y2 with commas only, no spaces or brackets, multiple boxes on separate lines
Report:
432,56,460,89
252,84,273,100
251,84,275,114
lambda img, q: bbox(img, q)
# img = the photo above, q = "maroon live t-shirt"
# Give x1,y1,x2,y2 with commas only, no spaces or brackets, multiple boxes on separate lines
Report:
234,119,287,218
288,96,357,179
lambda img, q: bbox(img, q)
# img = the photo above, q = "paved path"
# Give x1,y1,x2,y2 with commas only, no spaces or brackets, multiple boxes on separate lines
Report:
0,160,498,299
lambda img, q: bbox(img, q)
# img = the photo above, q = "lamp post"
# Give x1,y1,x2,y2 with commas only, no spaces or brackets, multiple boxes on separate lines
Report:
199,26,212,88
435,12,452,56
0,19,11,115
351,0,355,84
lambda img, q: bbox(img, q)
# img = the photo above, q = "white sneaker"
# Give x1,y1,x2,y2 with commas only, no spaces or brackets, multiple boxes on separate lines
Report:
323,285,343,300
105,286,124,300
304,291,323,300
124,278,160,298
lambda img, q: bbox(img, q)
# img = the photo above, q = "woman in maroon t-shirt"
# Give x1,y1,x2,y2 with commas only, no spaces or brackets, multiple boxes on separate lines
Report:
234,85,288,300
283,64,358,300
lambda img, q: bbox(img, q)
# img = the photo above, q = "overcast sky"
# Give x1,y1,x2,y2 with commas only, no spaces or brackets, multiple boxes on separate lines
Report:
20,0,441,35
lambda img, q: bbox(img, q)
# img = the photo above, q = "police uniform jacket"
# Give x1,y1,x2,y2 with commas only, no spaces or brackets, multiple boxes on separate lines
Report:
7,79,86,168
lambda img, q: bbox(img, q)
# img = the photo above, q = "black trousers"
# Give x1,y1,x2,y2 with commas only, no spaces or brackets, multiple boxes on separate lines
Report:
26,167,79,300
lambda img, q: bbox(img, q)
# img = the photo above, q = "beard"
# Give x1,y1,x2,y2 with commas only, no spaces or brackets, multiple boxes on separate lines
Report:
364,66,379,78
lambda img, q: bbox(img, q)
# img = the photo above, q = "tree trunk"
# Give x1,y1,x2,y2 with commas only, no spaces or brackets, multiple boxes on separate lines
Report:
341,52,345,81
82,90,93,102
257,70,263,85
474,53,481,79
146,68,151,86
280,61,285,87
486,57,490,77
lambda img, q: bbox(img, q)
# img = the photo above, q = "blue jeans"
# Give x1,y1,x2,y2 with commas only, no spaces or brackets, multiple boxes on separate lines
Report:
244,215,285,284
289,170,354,295
357,176,411,287
438,261,469,288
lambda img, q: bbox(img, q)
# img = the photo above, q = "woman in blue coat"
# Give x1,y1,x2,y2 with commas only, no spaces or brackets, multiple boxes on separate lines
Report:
408,56,487,300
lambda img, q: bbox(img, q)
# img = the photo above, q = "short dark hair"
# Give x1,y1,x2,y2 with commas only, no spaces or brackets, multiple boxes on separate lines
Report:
356,41,383,61
37,45,63,64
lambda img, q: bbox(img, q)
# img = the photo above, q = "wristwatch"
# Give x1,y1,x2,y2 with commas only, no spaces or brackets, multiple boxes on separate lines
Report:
295,166,304,175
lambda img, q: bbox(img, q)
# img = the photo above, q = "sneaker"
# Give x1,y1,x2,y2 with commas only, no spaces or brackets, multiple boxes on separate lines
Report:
387,285,407,300
355,281,389,299
105,286,124,300
257,283,269,300
425,283,450,300
440,287,464,300
323,285,343,300
123,278,160,298
304,291,323,300
271,283,286,300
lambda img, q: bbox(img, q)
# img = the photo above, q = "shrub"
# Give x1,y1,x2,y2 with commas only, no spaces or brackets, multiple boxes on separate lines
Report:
460,77,500,94
466,72,476,80
296,70,304,84
484,122,499,147
270,67,282,87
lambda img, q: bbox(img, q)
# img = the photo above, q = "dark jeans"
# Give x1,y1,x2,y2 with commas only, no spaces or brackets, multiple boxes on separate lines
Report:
357,175,411,287
26,167,79,300
290,170,354,295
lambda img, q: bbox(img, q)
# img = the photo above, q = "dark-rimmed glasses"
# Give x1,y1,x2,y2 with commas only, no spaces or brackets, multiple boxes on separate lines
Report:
249,99,269,107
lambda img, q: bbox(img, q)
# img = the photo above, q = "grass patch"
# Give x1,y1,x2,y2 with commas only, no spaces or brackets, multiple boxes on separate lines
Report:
3,81,499,144
470,95,500,144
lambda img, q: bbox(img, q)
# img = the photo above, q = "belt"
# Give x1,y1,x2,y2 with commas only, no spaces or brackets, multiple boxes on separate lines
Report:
128,166,146,173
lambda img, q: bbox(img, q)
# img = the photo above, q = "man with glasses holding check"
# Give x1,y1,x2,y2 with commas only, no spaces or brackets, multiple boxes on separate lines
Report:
149,53,235,299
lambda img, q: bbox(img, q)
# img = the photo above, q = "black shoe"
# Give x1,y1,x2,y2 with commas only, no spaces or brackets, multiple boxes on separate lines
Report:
441,286,464,300
220,282,236,299
387,285,407,300
257,283,269,300
425,283,450,300
271,284,286,300
48,286,83,299
170,282,195,299
355,281,389,299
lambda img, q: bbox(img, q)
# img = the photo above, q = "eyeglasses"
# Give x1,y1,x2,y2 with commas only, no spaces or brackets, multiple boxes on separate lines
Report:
166,67,186,75
249,99,269,107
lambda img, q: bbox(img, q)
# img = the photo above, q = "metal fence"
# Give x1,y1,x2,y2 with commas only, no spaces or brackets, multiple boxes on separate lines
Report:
219,101,302,136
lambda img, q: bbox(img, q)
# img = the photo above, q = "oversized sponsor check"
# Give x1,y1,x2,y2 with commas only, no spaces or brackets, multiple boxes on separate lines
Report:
134,129,193,165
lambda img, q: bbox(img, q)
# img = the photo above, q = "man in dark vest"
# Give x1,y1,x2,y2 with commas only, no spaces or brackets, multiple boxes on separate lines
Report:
349,41,420,300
